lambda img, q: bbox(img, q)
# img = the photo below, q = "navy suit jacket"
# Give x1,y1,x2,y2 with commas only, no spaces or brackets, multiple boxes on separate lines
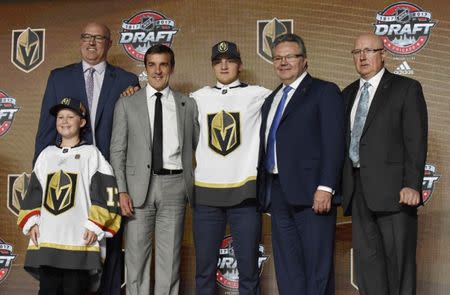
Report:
33,62,139,164
257,74,345,211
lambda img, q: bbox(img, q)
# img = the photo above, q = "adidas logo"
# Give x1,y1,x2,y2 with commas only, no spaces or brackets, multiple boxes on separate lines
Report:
394,61,414,75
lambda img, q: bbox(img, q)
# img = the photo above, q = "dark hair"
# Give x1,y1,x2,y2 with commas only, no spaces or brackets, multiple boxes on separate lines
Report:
144,44,175,68
272,33,307,58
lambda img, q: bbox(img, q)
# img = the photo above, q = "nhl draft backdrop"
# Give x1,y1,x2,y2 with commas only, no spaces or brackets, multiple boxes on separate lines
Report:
1,0,449,294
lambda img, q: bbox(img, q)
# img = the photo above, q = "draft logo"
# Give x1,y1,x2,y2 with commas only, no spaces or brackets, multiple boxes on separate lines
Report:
119,11,178,61
374,2,436,55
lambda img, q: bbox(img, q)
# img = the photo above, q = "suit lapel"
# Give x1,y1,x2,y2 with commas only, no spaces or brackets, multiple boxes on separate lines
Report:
362,71,393,136
345,81,359,145
172,90,186,149
95,63,115,129
135,88,152,146
280,74,312,122
74,62,88,105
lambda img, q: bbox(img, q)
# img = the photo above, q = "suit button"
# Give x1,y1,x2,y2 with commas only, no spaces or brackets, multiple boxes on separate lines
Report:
147,165,150,169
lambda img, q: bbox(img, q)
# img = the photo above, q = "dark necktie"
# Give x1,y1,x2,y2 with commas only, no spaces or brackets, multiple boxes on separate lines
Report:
265,85,293,171
152,92,163,172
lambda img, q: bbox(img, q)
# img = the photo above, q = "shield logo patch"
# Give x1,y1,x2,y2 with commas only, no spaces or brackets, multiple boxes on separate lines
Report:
208,111,240,156
11,27,45,73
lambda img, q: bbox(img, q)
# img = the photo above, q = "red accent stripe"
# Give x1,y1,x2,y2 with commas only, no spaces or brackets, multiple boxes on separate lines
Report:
88,219,117,236
18,210,40,229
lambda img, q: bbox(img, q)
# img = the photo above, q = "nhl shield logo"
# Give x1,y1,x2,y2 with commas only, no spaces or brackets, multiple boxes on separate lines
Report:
208,111,240,156
11,27,45,73
7,173,30,216
0,239,16,285
257,18,293,64
44,170,78,215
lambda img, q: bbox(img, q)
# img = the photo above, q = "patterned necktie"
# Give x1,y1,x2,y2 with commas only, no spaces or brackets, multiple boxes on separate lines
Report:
349,82,371,166
86,67,95,111
265,85,293,171
152,92,163,172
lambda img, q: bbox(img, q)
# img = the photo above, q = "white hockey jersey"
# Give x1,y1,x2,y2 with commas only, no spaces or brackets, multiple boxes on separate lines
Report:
17,144,121,277
191,80,271,206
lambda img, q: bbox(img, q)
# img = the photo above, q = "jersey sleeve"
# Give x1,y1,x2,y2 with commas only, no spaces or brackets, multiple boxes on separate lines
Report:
87,149,121,238
17,171,42,235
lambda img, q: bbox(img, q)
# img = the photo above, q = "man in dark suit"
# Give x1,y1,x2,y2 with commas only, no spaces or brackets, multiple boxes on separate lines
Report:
33,22,139,295
342,33,428,295
257,33,345,295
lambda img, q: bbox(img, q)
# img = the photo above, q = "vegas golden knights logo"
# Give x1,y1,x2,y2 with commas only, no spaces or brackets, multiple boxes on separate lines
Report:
257,18,293,64
208,111,240,156
11,27,45,73
44,171,77,215
7,173,30,216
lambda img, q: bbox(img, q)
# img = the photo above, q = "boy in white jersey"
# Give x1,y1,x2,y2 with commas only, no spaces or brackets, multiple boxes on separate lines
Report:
18,98,121,295
190,41,271,295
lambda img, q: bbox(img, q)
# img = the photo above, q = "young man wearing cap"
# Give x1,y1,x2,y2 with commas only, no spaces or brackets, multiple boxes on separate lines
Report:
190,41,271,295
18,97,121,295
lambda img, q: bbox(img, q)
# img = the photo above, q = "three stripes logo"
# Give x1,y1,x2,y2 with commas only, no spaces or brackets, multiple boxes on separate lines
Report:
394,61,414,75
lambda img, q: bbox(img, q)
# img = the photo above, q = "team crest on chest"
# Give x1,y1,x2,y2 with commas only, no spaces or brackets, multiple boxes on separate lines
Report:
207,111,240,156
44,170,78,215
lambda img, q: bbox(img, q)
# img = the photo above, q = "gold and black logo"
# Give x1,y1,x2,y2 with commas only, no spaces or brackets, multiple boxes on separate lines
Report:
257,18,293,64
44,170,77,215
11,27,45,73
7,173,30,216
207,111,240,156
218,41,228,53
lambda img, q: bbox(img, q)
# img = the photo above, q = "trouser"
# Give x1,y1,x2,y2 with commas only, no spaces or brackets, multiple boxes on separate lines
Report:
39,266,89,295
270,176,336,295
193,200,262,295
352,169,418,295
124,173,186,295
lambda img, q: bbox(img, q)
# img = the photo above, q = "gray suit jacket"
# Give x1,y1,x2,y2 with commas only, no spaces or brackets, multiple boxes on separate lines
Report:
110,87,199,207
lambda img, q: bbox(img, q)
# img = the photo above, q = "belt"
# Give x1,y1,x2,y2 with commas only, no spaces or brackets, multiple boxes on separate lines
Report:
152,169,183,175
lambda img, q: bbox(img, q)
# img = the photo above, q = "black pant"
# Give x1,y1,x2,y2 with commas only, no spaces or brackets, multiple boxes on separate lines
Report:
352,170,418,295
39,266,89,295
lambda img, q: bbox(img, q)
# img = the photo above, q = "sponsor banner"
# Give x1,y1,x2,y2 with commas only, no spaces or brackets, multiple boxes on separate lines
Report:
11,27,45,73
257,18,293,64
119,10,178,62
0,90,20,137
0,239,16,285
374,2,436,56
216,235,269,291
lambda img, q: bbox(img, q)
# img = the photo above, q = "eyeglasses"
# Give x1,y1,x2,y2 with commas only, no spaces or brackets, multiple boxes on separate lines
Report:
272,54,303,63
351,48,384,56
80,33,109,43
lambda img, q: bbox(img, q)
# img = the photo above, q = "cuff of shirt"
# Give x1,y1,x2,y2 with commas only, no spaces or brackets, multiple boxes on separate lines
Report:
317,185,335,195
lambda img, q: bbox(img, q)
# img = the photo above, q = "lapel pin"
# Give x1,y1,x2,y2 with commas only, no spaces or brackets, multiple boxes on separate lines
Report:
75,154,80,159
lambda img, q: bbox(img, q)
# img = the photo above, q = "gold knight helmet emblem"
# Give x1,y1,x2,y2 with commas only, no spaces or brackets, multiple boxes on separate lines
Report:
208,111,240,156
16,28,40,68
44,170,77,215
262,18,288,60
8,173,30,216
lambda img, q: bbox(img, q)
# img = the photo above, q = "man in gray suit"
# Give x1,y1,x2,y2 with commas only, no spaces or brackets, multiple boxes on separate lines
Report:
110,44,199,295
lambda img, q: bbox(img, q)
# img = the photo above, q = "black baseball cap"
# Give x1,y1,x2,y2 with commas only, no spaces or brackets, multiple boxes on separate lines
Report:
211,41,241,61
49,97,88,118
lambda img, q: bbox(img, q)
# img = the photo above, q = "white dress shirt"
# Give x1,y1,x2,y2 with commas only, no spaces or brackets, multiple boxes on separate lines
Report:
265,72,333,194
146,84,182,170
350,68,385,129
82,60,106,145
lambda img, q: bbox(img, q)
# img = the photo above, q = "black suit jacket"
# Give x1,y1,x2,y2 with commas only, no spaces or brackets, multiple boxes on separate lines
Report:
33,62,139,164
341,70,428,215
257,74,345,211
